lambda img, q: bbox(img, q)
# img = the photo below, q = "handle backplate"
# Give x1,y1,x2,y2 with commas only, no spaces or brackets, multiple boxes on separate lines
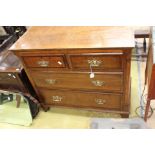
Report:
52,96,63,102
92,80,105,86
88,59,102,67
95,99,106,105
38,60,49,67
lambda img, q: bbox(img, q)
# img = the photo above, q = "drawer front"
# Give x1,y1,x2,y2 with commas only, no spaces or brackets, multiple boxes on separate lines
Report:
0,73,18,85
31,71,123,92
0,73,24,91
23,56,66,68
69,54,123,71
39,89,122,110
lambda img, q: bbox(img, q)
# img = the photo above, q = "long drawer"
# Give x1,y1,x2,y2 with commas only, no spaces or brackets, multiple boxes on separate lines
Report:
30,71,123,92
39,89,122,110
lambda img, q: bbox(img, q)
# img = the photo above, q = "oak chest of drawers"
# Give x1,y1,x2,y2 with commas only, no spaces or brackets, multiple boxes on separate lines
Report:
10,26,135,117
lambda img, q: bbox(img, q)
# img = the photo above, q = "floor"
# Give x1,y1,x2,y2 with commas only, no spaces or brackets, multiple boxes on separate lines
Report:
0,93,32,126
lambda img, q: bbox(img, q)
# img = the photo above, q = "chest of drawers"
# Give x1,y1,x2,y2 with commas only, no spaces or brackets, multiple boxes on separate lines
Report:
10,26,135,117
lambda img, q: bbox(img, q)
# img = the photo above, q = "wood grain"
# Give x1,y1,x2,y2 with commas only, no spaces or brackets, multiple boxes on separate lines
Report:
10,26,134,50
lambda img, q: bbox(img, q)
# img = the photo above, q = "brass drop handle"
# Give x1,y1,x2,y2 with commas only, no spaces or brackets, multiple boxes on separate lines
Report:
52,96,63,102
95,99,106,105
87,59,102,67
45,79,56,85
92,80,105,86
37,60,49,67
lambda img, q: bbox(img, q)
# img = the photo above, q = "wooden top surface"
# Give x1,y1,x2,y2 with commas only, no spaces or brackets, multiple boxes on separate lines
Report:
10,26,135,51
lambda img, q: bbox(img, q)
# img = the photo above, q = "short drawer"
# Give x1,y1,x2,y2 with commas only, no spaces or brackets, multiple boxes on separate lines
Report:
69,53,123,71
31,71,123,92
0,73,23,91
23,55,66,68
39,89,122,110
0,73,18,85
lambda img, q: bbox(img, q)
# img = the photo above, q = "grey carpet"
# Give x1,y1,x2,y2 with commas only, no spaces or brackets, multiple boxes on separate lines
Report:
90,118,149,129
